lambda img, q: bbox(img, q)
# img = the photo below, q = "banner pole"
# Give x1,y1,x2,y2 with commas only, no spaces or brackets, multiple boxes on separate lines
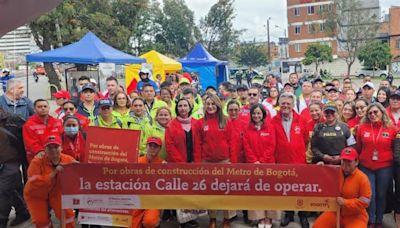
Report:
336,208,340,228
61,200,66,228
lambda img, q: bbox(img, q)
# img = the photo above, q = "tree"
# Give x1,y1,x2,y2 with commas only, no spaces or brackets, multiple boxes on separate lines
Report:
236,41,268,67
29,0,135,90
358,41,392,76
154,0,199,57
302,43,333,73
324,0,380,76
200,0,242,60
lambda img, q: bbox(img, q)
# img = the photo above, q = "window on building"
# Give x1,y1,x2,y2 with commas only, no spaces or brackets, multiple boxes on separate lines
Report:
397,39,400,49
295,26,301,34
308,24,316,33
320,23,325,32
320,4,332,13
307,6,315,15
294,7,300,16
320,41,332,47
295,44,301,53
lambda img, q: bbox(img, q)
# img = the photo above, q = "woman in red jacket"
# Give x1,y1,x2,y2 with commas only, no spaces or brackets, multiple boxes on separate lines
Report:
165,98,200,228
198,94,235,228
226,100,247,163
62,115,86,161
340,101,357,129
165,98,200,163
243,104,277,227
305,102,325,163
356,102,397,227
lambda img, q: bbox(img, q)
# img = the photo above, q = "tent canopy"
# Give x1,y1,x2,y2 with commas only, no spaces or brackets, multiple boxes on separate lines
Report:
125,50,181,94
26,32,145,64
179,43,228,90
140,50,181,73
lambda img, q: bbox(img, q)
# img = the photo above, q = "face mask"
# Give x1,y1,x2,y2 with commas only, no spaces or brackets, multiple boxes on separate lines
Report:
64,126,79,136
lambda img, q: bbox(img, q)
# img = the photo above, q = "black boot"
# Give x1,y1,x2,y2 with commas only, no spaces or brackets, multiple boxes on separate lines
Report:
299,216,310,228
280,213,294,227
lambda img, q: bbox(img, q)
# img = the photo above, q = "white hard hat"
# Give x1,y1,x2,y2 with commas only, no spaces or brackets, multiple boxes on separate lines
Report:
90,78,97,84
139,68,150,74
2,68,10,73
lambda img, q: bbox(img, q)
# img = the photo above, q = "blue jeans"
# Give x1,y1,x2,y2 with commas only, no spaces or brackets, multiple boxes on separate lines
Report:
359,165,393,224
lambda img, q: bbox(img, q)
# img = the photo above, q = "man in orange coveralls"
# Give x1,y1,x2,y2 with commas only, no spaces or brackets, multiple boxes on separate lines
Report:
24,135,76,228
131,136,164,228
313,147,371,228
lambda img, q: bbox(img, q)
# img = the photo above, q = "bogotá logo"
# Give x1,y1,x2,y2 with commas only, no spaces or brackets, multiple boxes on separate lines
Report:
296,199,304,209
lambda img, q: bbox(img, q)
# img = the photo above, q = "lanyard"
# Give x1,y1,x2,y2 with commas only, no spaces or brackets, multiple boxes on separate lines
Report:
370,124,383,150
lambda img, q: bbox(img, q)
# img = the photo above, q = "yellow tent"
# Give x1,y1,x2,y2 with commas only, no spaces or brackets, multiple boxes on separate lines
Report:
125,50,182,93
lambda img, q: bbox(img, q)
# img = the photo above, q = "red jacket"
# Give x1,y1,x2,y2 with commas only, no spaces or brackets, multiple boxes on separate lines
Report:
165,118,201,163
271,112,308,164
356,122,397,170
387,107,400,130
243,121,276,163
197,114,231,162
62,132,86,161
346,118,358,129
226,117,248,163
300,107,312,123
23,115,63,162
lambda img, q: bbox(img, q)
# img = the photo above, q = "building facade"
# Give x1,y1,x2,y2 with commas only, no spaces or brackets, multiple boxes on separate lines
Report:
287,0,381,60
287,0,337,60
0,25,39,65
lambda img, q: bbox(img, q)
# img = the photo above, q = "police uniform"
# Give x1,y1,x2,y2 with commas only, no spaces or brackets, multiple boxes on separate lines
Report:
311,121,355,164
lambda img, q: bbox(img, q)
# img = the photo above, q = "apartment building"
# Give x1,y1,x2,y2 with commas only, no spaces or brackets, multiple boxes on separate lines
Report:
287,0,337,60
287,0,381,60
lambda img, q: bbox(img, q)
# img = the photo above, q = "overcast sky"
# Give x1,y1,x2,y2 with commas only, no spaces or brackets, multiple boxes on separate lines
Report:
185,0,399,43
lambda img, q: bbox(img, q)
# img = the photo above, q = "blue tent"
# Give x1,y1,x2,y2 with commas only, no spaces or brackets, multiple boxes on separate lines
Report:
26,32,145,64
180,43,228,90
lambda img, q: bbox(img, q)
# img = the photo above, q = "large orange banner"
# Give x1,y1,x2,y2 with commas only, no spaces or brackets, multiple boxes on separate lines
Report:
61,163,340,211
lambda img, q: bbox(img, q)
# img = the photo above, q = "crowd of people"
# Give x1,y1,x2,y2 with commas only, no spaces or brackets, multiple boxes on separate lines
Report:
0,70,400,228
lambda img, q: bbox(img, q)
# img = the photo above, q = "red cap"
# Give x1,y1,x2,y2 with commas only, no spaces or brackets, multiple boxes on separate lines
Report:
146,137,162,146
44,135,62,147
340,147,358,161
53,90,71,100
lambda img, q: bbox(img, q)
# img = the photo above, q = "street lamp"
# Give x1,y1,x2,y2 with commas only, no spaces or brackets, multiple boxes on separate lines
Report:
267,17,271,61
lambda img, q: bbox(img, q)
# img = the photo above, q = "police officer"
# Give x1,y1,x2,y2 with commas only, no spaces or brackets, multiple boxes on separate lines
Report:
311,102,356,165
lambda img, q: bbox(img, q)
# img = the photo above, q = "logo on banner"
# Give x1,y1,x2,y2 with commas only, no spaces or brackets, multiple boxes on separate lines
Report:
73,198,80,205
294,126,301,134
296,199,304,209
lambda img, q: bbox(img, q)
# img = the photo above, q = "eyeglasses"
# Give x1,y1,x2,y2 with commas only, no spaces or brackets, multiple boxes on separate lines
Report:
248,93,258,97
228,108,239,112
368,110,379,116
63,107,75,111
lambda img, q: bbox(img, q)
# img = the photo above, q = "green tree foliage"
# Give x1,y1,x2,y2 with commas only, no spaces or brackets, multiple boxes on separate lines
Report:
152,0,199,57
200,0,242,60
302,43,333,73
29,0,134,90
358,41,392,76
236,41,268,67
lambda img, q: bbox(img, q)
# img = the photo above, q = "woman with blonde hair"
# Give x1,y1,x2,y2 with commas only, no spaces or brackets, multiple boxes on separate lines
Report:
356,102,397,227
197,93,235,228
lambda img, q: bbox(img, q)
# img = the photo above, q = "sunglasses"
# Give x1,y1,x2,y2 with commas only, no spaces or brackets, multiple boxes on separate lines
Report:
368,110,379,116
101,106,111,110
248,93,258,97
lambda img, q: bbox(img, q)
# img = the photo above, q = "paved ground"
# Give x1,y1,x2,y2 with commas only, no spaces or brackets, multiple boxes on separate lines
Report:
8,209,398,227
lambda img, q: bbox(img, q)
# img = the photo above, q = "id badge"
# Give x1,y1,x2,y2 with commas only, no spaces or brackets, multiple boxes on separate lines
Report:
372,150,379,161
